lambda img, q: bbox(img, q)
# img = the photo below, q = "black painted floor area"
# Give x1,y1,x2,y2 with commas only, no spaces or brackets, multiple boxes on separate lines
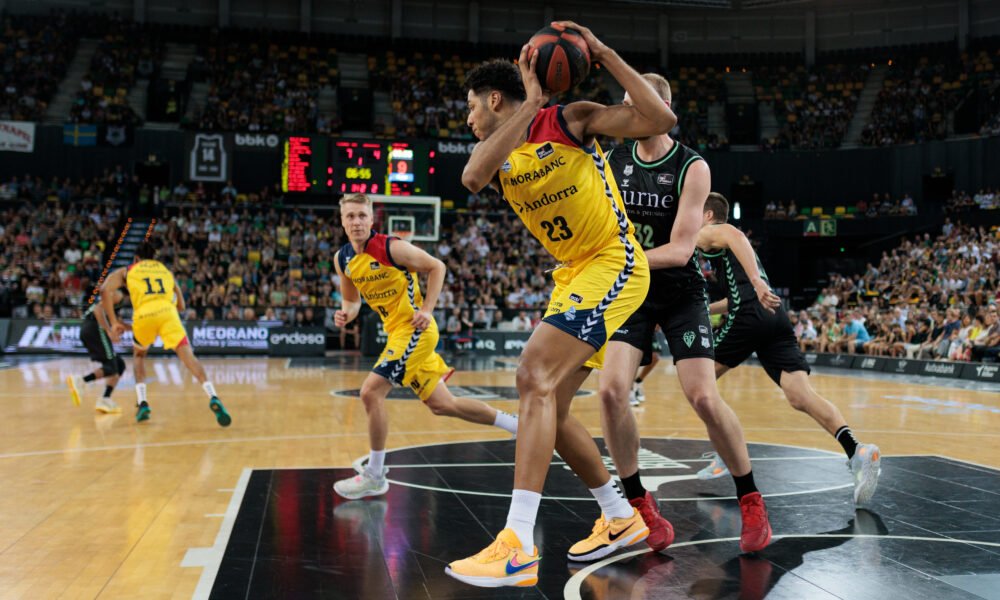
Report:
210,439,1000,600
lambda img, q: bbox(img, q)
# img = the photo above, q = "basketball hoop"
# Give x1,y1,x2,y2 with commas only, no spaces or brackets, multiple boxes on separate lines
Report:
388,215,416,243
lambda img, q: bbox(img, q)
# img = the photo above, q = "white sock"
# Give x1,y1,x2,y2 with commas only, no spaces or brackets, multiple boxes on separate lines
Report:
135,383,147,406
202,381,218,398
493,410,518,435
590,478,633,520
504,489,541,551
367,449,386,476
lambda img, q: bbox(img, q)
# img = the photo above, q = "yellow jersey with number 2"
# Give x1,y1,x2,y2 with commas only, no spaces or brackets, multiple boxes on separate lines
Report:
498,104,634,265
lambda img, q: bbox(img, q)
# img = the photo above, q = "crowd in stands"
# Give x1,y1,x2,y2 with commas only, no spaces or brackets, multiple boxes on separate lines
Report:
756,63,866,150
794,221,999,362
370,45,613,141
0,12,76,122
192,32,339,134
2,169,997,362
945,188,1000,212
763,191,918,219
68,15,160,126
668,65,729,152
861,46,977,147
0,197,120,320
6,8,1000,148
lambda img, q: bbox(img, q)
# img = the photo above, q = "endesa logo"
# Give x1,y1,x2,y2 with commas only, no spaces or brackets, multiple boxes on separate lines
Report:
270,332,325,345
234,133,280,148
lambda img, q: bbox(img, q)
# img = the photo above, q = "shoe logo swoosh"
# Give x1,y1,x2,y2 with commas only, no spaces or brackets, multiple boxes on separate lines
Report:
505,555,539,575
608,523,634,542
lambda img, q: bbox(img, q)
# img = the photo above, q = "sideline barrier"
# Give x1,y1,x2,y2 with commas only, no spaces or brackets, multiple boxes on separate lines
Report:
0,319,325,357
361,317,531,356
802,352,1000,383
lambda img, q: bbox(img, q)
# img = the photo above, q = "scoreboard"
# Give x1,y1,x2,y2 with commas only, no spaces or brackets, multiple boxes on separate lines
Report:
281,137,433,196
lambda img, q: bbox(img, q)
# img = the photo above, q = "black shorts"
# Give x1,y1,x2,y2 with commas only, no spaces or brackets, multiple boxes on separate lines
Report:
610,286,715,366
80,319,116,365
714,302,810,385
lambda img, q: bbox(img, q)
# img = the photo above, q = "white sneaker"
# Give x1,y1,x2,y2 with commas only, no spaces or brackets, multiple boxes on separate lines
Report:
629,388,640,407
849,443,881,506
634,381,646,404
334,467,390,500
697,452,730,480
95,397,122,414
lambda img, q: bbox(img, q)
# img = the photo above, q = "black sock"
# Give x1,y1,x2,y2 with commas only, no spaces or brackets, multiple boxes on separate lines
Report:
733,471,758,500
634,377,643,384
619,470,647,501
835,426,859,459
83,373,97,383
103,386,115,398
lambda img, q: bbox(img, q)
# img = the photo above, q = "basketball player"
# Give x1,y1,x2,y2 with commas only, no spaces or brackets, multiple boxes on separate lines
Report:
66,288,128,414
331,193,518,500
447,22,674,588
697,193,882,505
101,241,231,426
592,73,775,556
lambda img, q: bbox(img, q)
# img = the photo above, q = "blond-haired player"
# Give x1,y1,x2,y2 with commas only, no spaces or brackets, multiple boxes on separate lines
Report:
332,193,518,500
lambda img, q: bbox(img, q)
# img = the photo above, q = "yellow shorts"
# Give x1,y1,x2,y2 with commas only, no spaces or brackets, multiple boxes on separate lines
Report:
373,322,452,401
542,236,649,370
132,302,188,350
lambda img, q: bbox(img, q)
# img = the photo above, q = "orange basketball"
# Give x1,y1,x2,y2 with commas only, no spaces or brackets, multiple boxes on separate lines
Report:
528,26,591,94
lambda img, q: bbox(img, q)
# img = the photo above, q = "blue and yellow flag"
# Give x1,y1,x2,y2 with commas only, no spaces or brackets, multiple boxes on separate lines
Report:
63,124,97,146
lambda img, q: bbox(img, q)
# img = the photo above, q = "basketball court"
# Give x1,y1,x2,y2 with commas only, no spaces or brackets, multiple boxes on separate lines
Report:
2,354,997,599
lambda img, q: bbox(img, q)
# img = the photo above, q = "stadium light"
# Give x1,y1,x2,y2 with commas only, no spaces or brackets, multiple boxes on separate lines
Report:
733,201,742,220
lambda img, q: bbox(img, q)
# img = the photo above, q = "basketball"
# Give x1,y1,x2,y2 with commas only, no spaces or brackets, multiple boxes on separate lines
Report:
528,26,591,94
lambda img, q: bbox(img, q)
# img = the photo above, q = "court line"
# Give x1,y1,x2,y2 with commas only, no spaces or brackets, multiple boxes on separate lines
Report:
383,478,852,502
562,534,1000,600
184,439,1000,597
0,429,510,459
183,467,252,600
2,429,996,461
372,456,846,469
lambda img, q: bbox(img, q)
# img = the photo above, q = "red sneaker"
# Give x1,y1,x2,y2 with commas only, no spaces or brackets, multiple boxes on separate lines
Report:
738,492,772,553
629,492,675,552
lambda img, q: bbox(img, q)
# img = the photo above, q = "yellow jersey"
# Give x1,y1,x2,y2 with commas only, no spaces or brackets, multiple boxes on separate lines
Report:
125,259,177,314
498,105,634,264
338,232,424,334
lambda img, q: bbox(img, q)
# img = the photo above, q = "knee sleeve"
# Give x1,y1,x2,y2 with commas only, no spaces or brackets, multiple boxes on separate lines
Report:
114,356,127,376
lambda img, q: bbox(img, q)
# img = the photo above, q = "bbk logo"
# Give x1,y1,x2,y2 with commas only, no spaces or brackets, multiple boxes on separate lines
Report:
657,173,674,186
234,133,279,148
437,141,478,155
861,358,877,369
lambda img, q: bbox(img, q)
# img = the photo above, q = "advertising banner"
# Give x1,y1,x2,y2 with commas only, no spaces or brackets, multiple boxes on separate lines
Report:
268,327,326,356
0,121,35,152
5,320,274,355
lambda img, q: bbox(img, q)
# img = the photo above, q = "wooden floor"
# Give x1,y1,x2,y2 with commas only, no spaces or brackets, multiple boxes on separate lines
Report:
1,354,998,599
